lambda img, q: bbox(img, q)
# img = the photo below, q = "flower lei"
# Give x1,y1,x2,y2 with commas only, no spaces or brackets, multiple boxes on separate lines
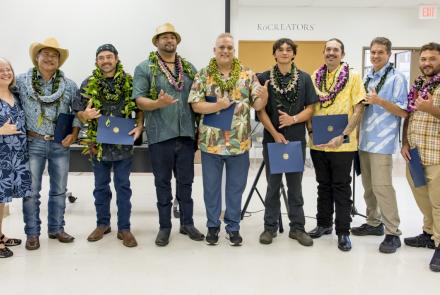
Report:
315,62,350,108
407,72,440,112
207,57,241,93
81,62,135,160
30,67,65,126
148,51,195,99
364,63,394,94
270,64,299,103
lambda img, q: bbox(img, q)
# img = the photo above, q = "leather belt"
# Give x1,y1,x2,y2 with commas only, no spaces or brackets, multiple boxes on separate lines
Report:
27,131,54,141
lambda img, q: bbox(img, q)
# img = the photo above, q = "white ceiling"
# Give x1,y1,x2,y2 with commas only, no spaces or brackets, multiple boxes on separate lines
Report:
238,0,440,8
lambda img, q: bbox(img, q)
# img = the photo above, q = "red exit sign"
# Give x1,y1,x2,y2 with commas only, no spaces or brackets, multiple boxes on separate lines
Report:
419,5,437,19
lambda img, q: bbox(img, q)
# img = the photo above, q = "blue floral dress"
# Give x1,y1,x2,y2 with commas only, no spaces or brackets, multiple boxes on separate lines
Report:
0,93,31,203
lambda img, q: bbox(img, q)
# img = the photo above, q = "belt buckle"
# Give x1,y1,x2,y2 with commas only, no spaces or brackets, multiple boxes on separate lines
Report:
43,135,52,141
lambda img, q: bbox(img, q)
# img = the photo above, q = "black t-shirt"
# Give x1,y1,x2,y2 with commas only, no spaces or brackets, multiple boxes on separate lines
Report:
257,68,318,144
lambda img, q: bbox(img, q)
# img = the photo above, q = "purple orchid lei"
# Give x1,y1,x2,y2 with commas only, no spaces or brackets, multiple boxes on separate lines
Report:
315,62,350,108
156,52,184,91
407,72,440,112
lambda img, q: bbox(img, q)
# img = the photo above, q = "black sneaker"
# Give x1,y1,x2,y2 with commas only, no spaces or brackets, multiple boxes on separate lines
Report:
379,235,401,254
226,231,243,246
206,227,220,245
351,223,384,236
429,247,440,272
404,232,435,249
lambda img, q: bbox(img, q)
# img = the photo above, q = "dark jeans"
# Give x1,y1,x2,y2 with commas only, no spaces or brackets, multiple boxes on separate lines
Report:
310,150,354,235
263,144,306,232
92,157,133,231
149,137,195,229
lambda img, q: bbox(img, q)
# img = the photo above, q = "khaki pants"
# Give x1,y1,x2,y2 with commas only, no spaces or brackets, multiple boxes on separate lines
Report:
359,151,401,235
406,164,440,247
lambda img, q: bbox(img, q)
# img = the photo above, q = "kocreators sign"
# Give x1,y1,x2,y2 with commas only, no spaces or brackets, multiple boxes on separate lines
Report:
257,23,315,31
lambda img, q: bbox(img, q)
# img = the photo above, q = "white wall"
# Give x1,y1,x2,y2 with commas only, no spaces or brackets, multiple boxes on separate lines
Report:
231,4,439,73
0,0,225,83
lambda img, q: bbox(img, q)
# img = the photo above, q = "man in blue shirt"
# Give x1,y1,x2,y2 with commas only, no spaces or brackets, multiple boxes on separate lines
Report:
16,37,81,250
352,37,408,253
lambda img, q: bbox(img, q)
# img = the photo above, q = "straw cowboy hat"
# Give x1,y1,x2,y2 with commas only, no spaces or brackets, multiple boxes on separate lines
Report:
151,22,181,45
29,37,69,67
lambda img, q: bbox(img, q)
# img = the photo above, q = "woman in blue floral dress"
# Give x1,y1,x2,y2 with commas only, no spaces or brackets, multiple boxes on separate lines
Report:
0,58,31,258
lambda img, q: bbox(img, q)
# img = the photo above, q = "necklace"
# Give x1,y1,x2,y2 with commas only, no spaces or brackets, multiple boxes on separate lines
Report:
207,57,241,93
315,62,350,108
364,63,394,94
270,64,300,105
407,72,440,112
82,62,135,160
148,51,195,99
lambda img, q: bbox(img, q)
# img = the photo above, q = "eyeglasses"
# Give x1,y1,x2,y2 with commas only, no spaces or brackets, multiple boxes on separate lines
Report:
39,51,60,60
217,45,234,52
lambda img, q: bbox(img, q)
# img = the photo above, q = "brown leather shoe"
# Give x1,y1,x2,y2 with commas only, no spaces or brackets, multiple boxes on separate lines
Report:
25,236,40,250
48,231,75,243
117,230,138,247
87,226,111,242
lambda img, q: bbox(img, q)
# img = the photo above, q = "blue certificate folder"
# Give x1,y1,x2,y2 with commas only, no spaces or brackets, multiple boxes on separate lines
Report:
202,96,235,130
267,141,304,174
96,115,135,145
312,114,348,145
409,148,426,187
54,113,74,143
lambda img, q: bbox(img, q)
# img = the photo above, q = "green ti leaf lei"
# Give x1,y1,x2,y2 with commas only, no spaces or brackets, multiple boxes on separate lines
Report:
207,57,241,94
148,51,195,99
81,62,135,160
31,67,63,127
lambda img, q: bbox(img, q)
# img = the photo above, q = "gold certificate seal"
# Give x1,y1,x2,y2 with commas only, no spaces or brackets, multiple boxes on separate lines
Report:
283,153,289,160
113,127,120,134
327,125,334,132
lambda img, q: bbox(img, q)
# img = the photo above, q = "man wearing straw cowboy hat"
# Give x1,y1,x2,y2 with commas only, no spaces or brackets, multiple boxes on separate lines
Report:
16,37,81,250
133,23,204,246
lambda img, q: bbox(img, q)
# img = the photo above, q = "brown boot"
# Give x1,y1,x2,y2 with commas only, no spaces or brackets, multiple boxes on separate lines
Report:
87,226,111,242
48,231,75,243
25,236,40,250
117,230,138,247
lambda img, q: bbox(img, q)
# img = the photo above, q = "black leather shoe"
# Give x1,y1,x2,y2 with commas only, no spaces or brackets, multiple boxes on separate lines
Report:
338,234,352,252
404,232,435,249
180,225,205,241
308,226,332,239
430,247,440,272
351,223,384,236
155,229,171,247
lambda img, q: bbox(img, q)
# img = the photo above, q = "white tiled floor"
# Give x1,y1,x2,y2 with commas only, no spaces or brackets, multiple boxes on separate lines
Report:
1,158,438,294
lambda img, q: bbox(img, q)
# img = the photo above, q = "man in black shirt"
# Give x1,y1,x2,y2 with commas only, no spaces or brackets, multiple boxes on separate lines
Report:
257,38,318,246
75,44,144,247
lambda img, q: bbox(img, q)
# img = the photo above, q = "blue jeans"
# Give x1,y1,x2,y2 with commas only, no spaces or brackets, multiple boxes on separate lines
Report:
92,157,133,231
149,137,195,229
201,151,250,232
23,138,70,236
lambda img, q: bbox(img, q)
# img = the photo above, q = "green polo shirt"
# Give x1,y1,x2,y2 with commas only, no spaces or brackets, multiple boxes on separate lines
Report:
132,59,196,145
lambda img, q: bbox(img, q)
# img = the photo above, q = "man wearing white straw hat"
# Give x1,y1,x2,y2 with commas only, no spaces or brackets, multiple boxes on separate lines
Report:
133,23,204,246
16,37,81,250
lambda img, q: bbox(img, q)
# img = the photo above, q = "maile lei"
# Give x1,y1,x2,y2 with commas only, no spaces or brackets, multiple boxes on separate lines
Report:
81,62,135,160
364,63,394,94
207,57,241,94
270,63,300,106
315,63,350,108
148,51,195,99
407,72,440,112
30,67,65,127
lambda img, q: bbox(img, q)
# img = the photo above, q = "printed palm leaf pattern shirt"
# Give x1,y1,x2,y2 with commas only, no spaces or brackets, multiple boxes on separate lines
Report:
188,65,260,155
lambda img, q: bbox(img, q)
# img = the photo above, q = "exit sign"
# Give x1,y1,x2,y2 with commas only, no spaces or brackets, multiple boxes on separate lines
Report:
419,5,437,19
